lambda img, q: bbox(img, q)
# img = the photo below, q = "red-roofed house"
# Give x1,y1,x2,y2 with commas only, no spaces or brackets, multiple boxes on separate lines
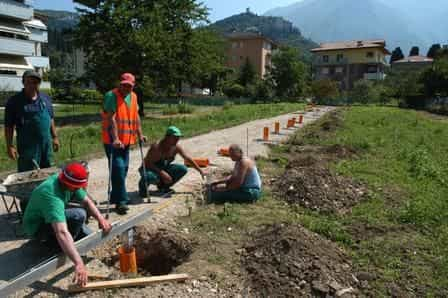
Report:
391,55,434,72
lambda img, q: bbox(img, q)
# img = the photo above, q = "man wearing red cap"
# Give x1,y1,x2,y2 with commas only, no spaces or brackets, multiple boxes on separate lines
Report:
102,73,146,214
23,162,112,287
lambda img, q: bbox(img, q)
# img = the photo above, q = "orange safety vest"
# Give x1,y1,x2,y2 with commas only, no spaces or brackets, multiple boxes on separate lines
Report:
102,88,139,145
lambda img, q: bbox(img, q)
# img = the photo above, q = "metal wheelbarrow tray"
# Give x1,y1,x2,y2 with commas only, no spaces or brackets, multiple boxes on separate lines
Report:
1,167,60,199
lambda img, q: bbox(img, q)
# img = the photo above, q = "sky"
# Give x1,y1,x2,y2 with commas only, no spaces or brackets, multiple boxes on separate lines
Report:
32,0,300,22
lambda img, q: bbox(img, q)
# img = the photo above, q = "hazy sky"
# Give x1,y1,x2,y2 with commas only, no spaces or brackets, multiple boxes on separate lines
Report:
32,0,300,21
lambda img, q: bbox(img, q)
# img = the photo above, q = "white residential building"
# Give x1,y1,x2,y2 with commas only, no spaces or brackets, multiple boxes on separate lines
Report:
0,0,50,91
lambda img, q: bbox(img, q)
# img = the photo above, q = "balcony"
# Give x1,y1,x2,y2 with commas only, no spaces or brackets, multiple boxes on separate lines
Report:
0,0,33,21
363,73,385,80
313,56,349,66
0,74,23,91
25,56,49,68
28,29,48,43
0,36,34,56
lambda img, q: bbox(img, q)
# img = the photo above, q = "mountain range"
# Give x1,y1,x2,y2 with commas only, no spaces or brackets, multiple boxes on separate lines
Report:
209,12,318,59
265,0,448,54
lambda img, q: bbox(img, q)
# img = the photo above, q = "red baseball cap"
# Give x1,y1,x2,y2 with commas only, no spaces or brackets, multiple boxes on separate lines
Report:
120,72,135,87
58,162,89,189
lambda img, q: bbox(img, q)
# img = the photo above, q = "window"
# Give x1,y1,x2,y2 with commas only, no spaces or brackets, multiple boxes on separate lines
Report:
366,52,374,58
335,67,344,73
231,55,237,62
336,54,344,62
232,42,238,49
264,42,272,50
321,67,329,75
367,65,378,73
239,41,244,48
323,55,329,63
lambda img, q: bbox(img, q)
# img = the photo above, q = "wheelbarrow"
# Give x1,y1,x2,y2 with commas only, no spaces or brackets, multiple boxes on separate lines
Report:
1,167,59,216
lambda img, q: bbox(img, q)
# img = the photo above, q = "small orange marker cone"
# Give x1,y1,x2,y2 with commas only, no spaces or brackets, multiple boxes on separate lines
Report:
298,115,304,124
274,122,280,134
263,127,269,141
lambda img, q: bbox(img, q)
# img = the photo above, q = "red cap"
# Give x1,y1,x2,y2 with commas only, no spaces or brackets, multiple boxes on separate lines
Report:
58,162,89,189
120,72,135,87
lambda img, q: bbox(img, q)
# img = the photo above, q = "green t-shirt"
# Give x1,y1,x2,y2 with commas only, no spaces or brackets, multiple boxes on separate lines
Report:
103,90,132,112
23,174,87,237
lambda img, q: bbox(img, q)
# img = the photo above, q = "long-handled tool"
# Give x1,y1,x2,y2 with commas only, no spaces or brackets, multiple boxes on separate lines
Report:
106,150,113,219
138,140,151,203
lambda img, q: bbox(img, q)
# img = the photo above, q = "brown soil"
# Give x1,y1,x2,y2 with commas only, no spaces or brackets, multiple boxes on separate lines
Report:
94,226,193,276
276,151,365,214
242,224,362,297
274,110,366,214
134,226,193,275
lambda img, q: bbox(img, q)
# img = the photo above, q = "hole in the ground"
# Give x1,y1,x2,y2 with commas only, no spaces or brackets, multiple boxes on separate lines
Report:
133,226,193,275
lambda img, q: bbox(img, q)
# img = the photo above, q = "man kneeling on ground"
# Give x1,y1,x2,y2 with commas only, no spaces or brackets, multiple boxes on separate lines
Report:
23,162,112,287
209,144,262,203
139,126,205,196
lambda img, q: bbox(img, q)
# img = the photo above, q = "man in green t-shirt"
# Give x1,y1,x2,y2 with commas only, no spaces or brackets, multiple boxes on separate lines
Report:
23,162,112,287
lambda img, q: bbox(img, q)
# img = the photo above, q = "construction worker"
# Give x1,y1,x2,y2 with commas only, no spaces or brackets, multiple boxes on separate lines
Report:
138,126,204,197
102,73,146,215
4,70,59,172
23,162,112,287
209,144,262,203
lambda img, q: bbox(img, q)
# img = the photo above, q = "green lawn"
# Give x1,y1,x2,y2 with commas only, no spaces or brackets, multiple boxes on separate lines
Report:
279,106,448,296
0,102,304,173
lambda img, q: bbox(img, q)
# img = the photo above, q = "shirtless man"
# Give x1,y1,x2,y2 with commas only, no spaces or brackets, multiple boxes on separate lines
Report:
138,126,204,196
210,144,262,203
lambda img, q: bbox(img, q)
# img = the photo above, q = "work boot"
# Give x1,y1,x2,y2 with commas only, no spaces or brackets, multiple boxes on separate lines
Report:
116,204,129,215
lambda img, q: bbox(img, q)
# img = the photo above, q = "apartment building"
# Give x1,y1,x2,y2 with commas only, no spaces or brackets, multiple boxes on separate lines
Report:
225,32,276,78
0,0,50,91
311,39,390,90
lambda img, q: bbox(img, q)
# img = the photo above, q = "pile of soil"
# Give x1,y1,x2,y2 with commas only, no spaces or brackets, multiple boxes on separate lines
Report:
242,224,362,297
276,154,365,214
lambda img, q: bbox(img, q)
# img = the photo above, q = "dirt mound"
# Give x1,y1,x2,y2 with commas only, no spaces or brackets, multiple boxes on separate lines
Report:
277,160,365,214
133,226,193,275
242,224,361,297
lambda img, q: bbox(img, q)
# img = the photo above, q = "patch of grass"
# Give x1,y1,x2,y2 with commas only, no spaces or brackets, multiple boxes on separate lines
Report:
297,106,448,295
0,103,303,173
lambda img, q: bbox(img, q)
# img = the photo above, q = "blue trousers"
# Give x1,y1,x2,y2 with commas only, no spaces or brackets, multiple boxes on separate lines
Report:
104,144,130,205
210,188,261,204
36,208,91,249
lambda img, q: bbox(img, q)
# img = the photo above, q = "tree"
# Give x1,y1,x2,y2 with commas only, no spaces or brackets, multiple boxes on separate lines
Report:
270,46,307,98
311,79,339,101
410,46,420,56
75,0,209,93
390,47,405,64
238,58,257,87
421,54,448,97
188,28,228,95
427,44,442,58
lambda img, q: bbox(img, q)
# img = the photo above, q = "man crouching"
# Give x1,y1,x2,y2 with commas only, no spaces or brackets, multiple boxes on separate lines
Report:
23,162,112,287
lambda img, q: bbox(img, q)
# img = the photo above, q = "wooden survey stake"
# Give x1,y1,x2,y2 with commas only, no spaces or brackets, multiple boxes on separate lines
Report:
68,273,189,292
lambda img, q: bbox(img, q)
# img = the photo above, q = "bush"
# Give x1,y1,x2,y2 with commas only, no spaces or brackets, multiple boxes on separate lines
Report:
223,83,246,98
348,79,381,104
311,79,340,103
253,79,274,103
